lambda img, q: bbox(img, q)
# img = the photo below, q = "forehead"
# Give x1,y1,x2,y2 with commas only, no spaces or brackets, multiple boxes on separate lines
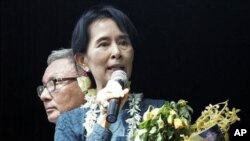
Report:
89,18,123,38
43,59,75,80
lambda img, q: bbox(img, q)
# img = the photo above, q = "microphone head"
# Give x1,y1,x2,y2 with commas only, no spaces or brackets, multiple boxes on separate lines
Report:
111,70,128,83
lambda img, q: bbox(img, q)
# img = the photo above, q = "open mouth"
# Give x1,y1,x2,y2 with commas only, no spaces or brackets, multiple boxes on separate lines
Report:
107,67,125,72
107,64,125,72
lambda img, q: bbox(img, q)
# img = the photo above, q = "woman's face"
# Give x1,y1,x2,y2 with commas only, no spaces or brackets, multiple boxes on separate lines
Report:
83,18,134,90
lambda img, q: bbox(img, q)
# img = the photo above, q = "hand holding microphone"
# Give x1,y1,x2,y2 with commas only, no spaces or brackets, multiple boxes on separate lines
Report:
96,70,129,124
106,70,128,123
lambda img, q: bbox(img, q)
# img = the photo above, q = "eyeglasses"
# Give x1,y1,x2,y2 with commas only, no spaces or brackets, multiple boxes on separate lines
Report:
37,77,78,97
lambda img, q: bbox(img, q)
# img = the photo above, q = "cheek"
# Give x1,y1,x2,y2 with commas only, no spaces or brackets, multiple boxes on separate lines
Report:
126,49,134,65
126,49,134,78
55,85,83,109
127,47,134,60
87,52,109,71
54,95,70,112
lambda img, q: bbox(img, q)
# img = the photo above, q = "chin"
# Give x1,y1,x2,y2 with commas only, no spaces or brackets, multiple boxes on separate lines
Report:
48,117,57,123
47,114,58,123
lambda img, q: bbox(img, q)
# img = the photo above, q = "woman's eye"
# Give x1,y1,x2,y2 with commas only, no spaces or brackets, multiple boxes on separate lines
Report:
119,40,130,46
99,42,109,47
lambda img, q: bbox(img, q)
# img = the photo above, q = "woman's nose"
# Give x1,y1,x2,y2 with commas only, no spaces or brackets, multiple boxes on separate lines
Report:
110,44,121,59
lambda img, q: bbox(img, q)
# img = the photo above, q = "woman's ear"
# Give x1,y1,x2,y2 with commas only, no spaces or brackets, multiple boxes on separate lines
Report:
74,53,90,72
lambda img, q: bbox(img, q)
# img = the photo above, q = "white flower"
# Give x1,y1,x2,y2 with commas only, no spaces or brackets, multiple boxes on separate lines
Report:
134,129,147,141
81,89,99,137
126,93,142,141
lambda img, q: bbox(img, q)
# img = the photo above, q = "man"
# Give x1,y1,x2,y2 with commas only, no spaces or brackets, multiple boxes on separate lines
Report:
37,48,86,123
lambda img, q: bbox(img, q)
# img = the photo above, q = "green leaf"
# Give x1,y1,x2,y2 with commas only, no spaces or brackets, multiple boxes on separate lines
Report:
166,130,174,140
139,120,150,129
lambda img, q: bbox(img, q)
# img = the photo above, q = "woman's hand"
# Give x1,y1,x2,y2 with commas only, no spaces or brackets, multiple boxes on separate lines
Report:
96,80,129,128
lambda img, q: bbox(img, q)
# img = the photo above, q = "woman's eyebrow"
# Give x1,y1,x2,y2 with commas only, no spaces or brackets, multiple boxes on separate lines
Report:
96,37,109,43
118,34,129,39
117,34,129,40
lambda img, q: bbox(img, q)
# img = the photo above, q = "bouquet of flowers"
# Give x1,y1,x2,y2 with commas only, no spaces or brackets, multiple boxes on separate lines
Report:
133,99,240,141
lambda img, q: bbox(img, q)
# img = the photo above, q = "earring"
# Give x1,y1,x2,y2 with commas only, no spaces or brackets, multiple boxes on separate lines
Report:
84,67,90,73
77,75,91,93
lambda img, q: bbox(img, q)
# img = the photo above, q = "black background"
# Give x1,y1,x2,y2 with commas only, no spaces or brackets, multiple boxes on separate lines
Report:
1,0,250,140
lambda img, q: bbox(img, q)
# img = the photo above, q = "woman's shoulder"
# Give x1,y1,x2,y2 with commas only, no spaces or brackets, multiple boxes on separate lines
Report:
141,98,165,107
139,98,165,114
131,93,165,106
131,93,166,113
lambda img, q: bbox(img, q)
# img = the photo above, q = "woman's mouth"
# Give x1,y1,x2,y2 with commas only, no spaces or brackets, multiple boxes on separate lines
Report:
107,65,125,72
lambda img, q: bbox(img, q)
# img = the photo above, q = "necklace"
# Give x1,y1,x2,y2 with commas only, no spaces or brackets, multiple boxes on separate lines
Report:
80,89,99,137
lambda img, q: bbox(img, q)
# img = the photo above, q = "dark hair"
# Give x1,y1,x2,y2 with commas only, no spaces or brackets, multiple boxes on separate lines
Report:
71,5,137,54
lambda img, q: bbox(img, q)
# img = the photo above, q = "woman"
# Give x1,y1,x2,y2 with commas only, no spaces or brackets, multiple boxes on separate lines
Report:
55,5,165,141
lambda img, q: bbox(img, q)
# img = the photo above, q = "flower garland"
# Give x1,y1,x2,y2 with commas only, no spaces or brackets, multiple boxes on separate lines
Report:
77,76,99,136
126,93,143,141
77,76,143,138
81,90,143,138
80,89,98,137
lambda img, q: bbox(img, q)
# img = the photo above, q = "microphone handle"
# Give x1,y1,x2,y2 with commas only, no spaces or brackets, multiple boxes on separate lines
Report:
106,98,121,123
106,79,125,123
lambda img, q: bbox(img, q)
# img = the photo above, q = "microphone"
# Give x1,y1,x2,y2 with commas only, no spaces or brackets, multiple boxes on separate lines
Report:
106,70,128,123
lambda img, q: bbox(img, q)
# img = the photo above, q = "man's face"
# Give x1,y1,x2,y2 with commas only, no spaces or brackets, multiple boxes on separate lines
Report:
40,59,84,123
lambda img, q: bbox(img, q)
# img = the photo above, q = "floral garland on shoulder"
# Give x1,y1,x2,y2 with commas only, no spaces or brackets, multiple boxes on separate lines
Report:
81,90,143,139
126,93,143,141
77,76,98,136
81,88,98,137
77,76,143,138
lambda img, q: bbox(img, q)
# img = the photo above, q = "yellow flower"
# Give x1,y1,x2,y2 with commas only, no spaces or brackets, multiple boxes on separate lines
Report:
77,76,91,92
167,110,177,125
150,108,160,119
181,118,189,127
174,118,184,129
143,108,151,121
87,89,97,96
167,114,174,125
178,99,188,106
157,115,164,129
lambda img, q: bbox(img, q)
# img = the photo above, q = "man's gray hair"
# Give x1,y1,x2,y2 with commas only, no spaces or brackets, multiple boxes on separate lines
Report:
47,48,74,65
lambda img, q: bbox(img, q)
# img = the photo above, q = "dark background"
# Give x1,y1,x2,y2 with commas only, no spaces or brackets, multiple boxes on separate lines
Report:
1,0,250,140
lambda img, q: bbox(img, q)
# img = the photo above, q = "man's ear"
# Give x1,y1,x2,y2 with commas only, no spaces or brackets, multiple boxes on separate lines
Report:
74,53,90,72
